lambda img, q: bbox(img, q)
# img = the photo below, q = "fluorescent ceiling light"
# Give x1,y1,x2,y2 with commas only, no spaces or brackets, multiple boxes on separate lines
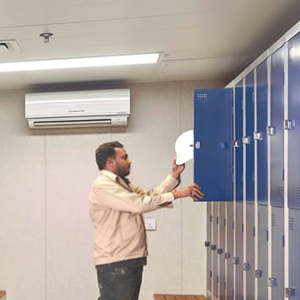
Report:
0,53,160,72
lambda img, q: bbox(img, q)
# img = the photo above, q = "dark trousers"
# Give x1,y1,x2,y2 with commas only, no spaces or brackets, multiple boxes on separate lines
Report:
96,264,143,300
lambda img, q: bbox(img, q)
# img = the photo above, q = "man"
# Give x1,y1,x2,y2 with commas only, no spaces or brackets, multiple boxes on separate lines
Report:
89,141,203,300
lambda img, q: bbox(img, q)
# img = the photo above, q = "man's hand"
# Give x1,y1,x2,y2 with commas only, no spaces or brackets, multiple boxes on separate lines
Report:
171,157,185,179
172,183,204,201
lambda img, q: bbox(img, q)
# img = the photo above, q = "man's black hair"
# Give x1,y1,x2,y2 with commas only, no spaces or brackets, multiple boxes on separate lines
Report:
95,141,123,170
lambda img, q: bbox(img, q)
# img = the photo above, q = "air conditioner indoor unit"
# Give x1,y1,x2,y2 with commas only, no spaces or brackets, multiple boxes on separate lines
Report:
25,89,130,129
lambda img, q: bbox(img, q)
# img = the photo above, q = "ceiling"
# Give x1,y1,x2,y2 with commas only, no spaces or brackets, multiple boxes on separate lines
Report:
0,0,300,90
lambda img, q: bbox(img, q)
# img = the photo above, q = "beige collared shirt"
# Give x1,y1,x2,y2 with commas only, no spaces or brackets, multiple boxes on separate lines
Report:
89,170,179,265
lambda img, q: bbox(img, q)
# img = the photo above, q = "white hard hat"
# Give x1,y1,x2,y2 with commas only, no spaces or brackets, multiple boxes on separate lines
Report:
175,130,194,165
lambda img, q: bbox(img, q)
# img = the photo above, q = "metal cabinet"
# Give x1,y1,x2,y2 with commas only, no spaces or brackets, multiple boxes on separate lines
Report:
194,89,233,201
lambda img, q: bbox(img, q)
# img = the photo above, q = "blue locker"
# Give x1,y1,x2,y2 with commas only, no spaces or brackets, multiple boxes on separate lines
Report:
288,209,300,297
194,89,233,201
258,205,268,300
225,202,234,300
270,47,284,207
287,31,300,209
206,203,212,294
270,207,284,300
213,203,218,298
219,203,226,300
269,46,285,299
235,202,244,300
234,84,243,202
287,32,300,298
245,203,255,299
256,61,268,205
245,73,255,203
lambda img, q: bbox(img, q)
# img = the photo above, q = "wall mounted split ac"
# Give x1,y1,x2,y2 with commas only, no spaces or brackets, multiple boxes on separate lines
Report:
25,89,130,129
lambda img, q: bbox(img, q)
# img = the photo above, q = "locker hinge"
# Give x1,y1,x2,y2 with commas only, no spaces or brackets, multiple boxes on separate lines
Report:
267,126,276,135
285,287,295,298
217,248,223,255
253,131,263,140
254,269,262,278
268,277,277,287
204,241,210,247
243,262,250,271
211,244,217,251
232,257,239,265
284,120,294,130
224,252,231,259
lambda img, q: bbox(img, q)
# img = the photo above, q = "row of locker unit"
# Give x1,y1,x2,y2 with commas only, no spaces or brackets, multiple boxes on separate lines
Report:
193,23,300,299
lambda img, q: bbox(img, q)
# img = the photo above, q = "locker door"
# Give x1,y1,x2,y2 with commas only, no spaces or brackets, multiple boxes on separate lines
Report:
270,207,284,299
219,203,226,300
256,61,268,299
225,202,234,300
234,85,243,202
256,61,268,205
213,203,218,298
258,205,268,300
235,202,243,300
287,31,300,297
245,73,255,204
270,47,284,208
245,203,255,299
206,203,212,294
194,89,233,201
269,46,285,300
244,72,255,299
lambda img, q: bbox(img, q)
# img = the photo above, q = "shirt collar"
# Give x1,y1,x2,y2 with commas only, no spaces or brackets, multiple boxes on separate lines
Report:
100,169,132,189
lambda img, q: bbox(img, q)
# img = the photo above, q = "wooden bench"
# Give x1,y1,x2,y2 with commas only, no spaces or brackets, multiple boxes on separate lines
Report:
0,291,6,299
154,294,207,300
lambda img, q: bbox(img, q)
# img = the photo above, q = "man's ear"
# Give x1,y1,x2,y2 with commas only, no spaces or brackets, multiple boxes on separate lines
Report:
106,157,115,167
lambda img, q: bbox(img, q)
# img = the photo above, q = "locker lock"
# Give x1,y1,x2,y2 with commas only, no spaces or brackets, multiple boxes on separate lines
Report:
211,244,217,251
204,241,210,247
285,287,295,298
268,277,277,287
267,126,276,136
195,141,201,149
243,136,251,144
253,131,263,140
224,252,231,260
217,248,223,255
232,257,239,265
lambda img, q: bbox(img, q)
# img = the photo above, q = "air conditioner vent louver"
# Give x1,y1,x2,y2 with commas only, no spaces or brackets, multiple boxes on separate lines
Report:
25,89,130,129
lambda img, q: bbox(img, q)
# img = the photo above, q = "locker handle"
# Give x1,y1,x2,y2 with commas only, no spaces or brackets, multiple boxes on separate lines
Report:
211,244,217,251
268,277,277,287
204,241,210,247
284,119,294,130
242,136,251,144
285,288,295,297
267,126,276,136
195,141,201,149
253,131,263,140
217,248,223,255
233,140,241,148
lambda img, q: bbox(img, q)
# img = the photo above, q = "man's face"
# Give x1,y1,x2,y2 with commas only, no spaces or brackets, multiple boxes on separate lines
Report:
113,147,131,177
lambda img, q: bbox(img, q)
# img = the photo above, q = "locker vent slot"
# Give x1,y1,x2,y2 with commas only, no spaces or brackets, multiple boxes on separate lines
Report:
289,217,295,231
272,214,276,227
298,187,300,200
258,211,261,224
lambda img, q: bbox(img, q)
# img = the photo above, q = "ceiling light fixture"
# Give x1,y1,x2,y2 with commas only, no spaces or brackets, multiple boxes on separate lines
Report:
0,53,160,72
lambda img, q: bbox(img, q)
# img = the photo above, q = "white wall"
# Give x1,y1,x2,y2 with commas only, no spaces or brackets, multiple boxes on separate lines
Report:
0,79,229,300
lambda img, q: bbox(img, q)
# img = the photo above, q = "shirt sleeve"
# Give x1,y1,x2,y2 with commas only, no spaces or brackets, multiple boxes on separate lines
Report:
130,174,179,196
91,176,177,214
